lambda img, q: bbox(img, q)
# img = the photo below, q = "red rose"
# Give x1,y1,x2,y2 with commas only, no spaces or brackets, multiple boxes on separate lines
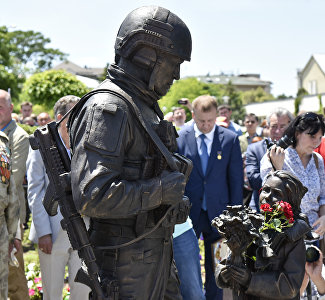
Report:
277,201,285,212
260,203,273,212
288,217,294,224
282,202,293,219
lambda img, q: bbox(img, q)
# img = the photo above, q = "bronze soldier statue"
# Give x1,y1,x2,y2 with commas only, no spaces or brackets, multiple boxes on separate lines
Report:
68,6,192,299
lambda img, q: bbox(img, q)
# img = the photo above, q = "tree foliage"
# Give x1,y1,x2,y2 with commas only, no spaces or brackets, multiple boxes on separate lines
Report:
220,81,246,123
98,63,109,82
240,87,274,105
0,65,23,101
276,93,292,99
0,26,66,102
21,70,90,109
294,88,308,115
318,94,323,115
1,26,67,73
159,77,247,122
159,77,223,119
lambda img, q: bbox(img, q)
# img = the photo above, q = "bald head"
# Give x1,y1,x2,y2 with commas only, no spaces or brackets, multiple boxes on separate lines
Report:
0,90,11,105
37,112,51,126
0,90,13,129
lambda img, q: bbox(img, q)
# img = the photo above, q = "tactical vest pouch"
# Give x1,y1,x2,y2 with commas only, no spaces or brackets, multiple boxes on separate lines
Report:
173,153,193,182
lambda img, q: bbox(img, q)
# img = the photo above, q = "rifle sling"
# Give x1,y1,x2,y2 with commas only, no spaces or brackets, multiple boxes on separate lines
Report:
66,85,178,171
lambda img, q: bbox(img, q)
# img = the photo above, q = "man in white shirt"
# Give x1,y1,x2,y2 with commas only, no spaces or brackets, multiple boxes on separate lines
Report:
27,95,90,300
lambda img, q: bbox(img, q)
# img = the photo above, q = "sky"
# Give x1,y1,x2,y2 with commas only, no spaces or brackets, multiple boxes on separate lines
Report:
2,0,325,97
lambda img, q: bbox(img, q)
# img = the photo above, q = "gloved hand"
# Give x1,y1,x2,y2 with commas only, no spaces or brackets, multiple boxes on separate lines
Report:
219,266,232,285
161,170,185,205
229,265,251,288
174,195,191,224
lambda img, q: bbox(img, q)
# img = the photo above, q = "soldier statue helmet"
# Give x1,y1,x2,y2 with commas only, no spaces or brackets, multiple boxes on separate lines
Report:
114,5,192,96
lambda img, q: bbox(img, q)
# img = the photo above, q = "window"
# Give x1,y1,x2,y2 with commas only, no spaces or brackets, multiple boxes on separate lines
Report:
308,80,317,94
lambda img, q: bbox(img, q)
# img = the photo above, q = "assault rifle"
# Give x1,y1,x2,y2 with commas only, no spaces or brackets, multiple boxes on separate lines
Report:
29,121,118,300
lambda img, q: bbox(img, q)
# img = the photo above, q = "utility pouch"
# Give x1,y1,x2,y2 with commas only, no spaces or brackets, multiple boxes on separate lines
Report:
173,153,193,182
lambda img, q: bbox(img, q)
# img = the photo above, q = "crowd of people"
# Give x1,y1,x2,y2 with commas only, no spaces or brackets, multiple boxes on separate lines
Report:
1,92,325,300
1,5,325,300
166,99,325,299
0,90,90,299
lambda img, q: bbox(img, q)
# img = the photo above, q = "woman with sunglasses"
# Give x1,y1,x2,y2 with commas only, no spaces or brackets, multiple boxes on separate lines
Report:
260,112,325,236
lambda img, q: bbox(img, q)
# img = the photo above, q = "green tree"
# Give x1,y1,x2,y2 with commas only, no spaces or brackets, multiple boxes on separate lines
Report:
0,26,66,102
21,70,90,109
276,93,292,99
220,81,246,123
98,63,110,82
241,87,274,105
294,88,308,115
159,77,223,119
318,94,323,114
3,26,67,72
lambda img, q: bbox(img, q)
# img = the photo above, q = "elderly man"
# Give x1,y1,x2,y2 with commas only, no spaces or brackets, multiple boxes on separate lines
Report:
0,130,19,299
0,89,29,300
37,112,51,126
246,107,294,212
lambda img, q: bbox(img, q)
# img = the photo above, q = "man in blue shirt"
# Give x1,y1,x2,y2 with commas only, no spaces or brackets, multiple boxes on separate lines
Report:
217,104,242,136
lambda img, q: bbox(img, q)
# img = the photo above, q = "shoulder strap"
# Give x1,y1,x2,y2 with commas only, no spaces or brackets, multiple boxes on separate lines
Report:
313,153,319,170
104,82,178,171
67,84,178,171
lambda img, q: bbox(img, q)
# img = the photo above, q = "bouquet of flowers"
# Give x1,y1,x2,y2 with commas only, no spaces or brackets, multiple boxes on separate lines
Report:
25,262,43,300
260,200,294,233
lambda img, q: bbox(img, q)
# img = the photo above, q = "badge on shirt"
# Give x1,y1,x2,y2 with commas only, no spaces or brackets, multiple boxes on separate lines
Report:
0,146,10,184
217,151,222,160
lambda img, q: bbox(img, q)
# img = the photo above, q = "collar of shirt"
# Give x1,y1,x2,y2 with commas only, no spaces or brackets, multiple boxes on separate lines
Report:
1,119,12,132
59,132,71,159
194,123,216,155
245,132,258,144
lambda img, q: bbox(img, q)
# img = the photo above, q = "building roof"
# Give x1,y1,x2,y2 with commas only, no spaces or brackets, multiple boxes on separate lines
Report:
75,75,99,89
301,54,325,77
52,60,105,79
313,54,325,74
196,74,272,88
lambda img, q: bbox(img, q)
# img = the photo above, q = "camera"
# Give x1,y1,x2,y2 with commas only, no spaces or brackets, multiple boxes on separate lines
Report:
266,135,293,150
177,99,188,105
305,242,320,263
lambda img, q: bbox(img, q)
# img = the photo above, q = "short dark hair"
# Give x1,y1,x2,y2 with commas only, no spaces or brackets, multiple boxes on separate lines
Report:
217,104,231,112
53,95,79,120
20,101,33,108
284,112,325,148
244,113,258,123
172,107,185,115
